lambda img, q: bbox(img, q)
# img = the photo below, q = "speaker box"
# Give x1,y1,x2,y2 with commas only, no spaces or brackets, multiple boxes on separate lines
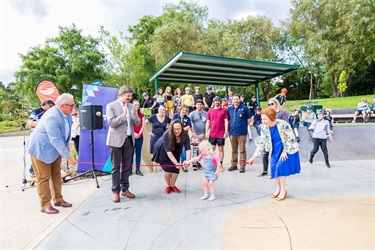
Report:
79,105,103,130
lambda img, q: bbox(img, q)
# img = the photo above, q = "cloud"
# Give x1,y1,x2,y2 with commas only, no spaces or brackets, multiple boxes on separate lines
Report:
8,0,49,22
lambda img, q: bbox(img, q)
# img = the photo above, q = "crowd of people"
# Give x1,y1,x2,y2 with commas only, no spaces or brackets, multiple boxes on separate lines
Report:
26,84,375,214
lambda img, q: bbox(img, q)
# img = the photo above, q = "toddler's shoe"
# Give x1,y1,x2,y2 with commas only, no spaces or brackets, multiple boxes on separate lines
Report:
201,194,209,200
208,196,216,201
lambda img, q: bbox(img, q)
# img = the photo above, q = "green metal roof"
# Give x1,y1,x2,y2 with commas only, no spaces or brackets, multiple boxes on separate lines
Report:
149,51,300,87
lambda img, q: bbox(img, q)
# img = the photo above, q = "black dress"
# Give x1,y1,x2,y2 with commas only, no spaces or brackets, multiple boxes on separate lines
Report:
152,132,191,174
147,115,171,154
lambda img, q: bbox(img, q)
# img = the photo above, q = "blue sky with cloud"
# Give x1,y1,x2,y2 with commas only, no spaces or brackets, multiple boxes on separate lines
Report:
1,0,292,85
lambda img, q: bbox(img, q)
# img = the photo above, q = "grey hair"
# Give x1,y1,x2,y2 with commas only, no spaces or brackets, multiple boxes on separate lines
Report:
56,93,74,105
119,85,134,96
268,98,281,112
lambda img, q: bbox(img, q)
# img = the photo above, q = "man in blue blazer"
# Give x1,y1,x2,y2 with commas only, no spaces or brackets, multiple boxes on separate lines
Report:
28,93,78,214
106,85,140,203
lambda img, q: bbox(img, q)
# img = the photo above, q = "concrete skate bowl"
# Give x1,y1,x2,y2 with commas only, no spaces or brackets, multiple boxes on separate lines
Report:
295,124,375,162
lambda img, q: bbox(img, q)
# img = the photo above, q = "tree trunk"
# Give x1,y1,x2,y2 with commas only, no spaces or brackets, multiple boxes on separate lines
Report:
331,74,339,97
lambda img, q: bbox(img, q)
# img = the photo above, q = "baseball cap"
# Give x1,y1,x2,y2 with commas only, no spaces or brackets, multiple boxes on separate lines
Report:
240,94,245,97
294,108,301,112
256,106,262,111
206,86,212,90
185,87,191,91
306,105,312,110
195,86,200,89
213,96,221,101
281,88,288,93
142,92,149,97
221,98,226,101
252,95,256,99
195,99,203,104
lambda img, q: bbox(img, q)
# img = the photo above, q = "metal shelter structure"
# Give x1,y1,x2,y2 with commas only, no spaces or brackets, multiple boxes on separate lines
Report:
149,51,300,102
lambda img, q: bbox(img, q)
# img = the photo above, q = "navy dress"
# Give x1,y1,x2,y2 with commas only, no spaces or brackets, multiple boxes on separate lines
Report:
148,115,171,154
270,125,301,179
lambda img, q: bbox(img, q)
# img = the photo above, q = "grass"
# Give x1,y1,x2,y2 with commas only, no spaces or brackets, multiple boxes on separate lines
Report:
261,94,374,112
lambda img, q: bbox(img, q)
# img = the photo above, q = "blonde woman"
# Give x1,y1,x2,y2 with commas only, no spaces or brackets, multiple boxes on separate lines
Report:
164,86,174,118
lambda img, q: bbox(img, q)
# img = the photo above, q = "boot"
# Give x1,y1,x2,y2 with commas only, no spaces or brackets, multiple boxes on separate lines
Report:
309,154,313,164
325,161,331,168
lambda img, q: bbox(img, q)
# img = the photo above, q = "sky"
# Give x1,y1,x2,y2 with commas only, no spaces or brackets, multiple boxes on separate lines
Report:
0,0,292,86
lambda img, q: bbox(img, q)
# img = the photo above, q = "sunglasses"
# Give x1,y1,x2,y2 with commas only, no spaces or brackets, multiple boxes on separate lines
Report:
72,113,78,116
268,103,275,106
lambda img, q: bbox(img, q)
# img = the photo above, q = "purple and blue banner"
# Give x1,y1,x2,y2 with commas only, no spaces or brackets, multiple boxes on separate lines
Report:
77,84,118,173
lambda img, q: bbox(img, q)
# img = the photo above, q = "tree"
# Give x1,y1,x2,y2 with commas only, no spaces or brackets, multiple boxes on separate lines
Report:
149,0,208,66
287,0,375,97
14,24,106,105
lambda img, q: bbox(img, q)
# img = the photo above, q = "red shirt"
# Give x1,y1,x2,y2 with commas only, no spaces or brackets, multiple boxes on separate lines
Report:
206,107,228,138
134,113,144,138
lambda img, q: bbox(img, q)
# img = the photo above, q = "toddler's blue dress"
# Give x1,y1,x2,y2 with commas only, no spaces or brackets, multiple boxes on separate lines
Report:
270,125,301,179
202,153,218,181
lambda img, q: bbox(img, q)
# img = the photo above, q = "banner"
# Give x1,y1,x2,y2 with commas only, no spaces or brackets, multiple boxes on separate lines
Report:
77,84,118,173
35,79,60,102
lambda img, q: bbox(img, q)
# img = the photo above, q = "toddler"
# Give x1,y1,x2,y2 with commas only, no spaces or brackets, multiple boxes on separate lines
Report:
184,140,220,201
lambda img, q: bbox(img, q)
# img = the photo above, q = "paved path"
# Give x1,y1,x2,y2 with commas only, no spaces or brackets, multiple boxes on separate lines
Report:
1,129,374,249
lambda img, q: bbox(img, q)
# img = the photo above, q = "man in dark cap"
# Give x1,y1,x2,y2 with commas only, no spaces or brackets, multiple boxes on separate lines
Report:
142,92,158,115
247,95,258,118
203,86,215,111
189,99,207,170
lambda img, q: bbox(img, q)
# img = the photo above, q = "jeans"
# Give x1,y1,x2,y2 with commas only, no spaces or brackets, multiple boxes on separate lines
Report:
310,138,329,162
130,137,143,172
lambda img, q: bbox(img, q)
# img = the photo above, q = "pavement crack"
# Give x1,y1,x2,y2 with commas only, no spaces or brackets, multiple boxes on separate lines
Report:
264,206,293,250
67,220,102,244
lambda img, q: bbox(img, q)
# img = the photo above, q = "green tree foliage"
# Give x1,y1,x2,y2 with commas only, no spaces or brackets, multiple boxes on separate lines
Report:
149,1,208,66
287,0,375,97
14,24,106,105
338,70,348,97
347,61,375,96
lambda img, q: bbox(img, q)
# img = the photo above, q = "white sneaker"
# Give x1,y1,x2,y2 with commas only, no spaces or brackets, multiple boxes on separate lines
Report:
201,194,209,200
208,196,216,201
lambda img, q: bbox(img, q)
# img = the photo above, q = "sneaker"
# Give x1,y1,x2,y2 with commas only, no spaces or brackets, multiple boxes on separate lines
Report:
197,163,203,170
219,165,224,172
308,154,313,164
193,165,198,171
183,168,188,172
239,168,245,173
171,186,180,193
257,172,268,177
326,162,331,168
228,166,238,171
201,194,209,200
296,137,300,142
208,196,216,201
153,167,157,173
164,186,171,194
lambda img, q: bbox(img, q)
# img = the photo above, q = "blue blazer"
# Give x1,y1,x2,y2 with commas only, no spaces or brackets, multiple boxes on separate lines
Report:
27,106,72,164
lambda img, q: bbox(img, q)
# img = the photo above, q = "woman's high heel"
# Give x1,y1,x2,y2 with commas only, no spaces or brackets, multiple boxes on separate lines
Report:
271,191,280,198
276,190,287,201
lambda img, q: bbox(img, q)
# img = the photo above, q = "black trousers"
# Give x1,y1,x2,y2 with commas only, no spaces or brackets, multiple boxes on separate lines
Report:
72,136,79,154
262,150,269,173
310,138,329,162
110,138,133,194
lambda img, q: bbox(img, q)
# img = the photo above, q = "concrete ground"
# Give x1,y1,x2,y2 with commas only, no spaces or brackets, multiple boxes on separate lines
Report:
1,129,374,249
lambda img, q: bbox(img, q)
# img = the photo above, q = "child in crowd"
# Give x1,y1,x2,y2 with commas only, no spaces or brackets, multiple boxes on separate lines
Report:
184,140,220,201
288,108,301,142
308,109,333,168
252,106,262,135
324,108,334,133
302,105,316,137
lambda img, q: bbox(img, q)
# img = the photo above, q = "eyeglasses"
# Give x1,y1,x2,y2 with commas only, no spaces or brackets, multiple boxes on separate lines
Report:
72,113,78,116
268,103,275,106
64,103,75,107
